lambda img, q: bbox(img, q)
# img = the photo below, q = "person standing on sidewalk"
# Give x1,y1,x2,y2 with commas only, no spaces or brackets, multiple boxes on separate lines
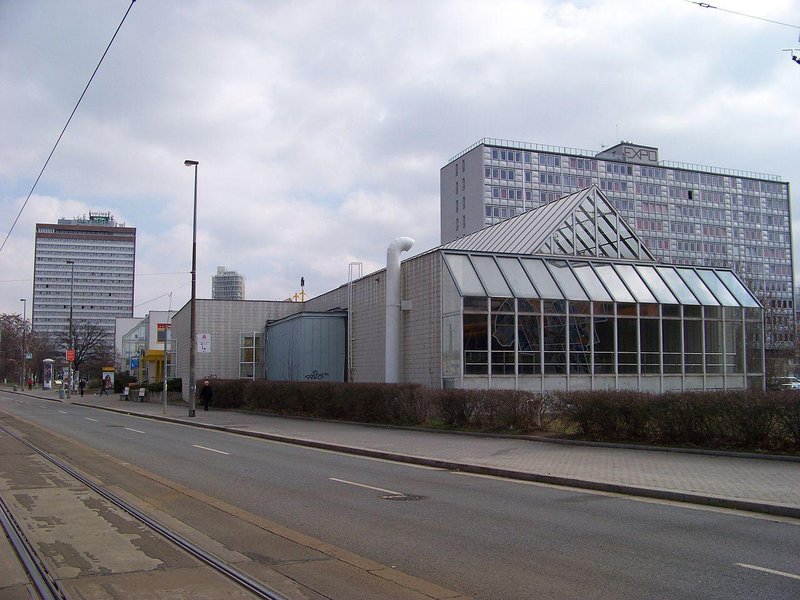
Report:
199,380,213,411
100,375,111,396
79,378,86,397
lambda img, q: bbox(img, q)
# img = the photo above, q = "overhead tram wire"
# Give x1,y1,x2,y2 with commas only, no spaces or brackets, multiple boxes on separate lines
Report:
0,0,138,256
682,1,800,30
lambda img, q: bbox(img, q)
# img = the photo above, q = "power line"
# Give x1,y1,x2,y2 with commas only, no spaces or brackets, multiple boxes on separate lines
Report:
683,1,800,30
0,0,137,257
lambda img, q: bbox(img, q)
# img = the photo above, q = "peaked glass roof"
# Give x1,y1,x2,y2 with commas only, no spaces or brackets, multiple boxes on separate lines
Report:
443,186,655,261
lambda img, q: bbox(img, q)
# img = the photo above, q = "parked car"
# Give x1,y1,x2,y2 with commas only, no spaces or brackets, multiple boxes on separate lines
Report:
769,376,800,390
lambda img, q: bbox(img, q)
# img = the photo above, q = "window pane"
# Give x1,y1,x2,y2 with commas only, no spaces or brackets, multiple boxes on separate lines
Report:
684,320,703,373
595,264,635,303
464,314,488,374
472,255,512,297
696,269,738,306
497,257,537,297
663,320,682,374
614,264,656,303
521,258,563,299
543,314,566,373
636,265,678,304
569,315,591,374
716,271,760,308
572,262,612,302
547,260,588,300
444,254,486,296
593,313,615,374
677,268,719,305
656,267,699,305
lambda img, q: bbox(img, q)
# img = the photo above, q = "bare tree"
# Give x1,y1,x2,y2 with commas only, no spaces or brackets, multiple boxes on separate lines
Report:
54,322,114,378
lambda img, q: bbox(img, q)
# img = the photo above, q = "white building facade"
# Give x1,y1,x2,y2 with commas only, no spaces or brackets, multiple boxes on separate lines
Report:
440,140,793,348
32,212,136,345
212,266,246,300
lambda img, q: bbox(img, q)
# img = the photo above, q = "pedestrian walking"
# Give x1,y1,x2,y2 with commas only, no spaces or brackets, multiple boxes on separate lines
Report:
27,377,33,391
100,375,111,396
79,378,86,397
199,380,213,411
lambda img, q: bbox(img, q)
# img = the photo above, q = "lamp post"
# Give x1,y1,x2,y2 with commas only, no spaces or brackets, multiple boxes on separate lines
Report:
20,298,26,387
66,260,75,398
184,159,199,417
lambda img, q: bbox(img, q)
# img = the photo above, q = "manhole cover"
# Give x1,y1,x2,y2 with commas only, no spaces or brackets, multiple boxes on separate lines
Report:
381,494,426,501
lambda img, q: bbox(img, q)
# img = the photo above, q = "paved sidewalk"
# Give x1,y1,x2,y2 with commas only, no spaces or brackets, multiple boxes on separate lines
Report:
14,388,800,518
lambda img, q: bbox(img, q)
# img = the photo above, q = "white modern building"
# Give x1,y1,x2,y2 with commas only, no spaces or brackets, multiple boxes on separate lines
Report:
32,212,136,347
212,266,246,300
441,139,793,348
173,187,765,396
119,311,176,383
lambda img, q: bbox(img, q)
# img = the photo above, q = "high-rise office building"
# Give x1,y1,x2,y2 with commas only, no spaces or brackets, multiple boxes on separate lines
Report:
212,266,245,300
441,139,794,347
32,212,136,345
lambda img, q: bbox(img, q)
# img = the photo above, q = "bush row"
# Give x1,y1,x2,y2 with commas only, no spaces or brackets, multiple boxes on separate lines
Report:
201,379,800,452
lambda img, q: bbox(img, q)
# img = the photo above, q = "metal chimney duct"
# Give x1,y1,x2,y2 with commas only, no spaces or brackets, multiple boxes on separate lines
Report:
385,237,414,383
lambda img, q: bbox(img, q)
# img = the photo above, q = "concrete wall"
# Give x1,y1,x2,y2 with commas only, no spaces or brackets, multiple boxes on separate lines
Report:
173,299,302,399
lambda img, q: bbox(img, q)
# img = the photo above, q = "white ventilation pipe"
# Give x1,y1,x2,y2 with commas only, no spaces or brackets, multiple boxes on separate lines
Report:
385,237,414,383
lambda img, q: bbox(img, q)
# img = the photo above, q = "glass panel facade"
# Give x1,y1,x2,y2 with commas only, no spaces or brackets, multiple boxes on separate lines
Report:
452,294,762,380
472,256,512,297
443,253,763,385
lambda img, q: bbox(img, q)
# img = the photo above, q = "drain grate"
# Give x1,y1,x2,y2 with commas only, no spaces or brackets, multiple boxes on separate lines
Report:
381,494,426,501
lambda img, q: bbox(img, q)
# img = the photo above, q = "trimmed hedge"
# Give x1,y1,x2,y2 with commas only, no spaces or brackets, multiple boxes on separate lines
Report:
198,379,800,453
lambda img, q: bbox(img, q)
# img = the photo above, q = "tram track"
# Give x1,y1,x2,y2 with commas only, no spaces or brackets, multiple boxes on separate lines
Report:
0,424,290,600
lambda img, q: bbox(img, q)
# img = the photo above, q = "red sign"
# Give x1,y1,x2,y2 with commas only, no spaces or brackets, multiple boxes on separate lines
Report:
66,349,75,362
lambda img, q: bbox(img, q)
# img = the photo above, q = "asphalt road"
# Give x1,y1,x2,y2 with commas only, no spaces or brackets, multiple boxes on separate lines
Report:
2,392,799,599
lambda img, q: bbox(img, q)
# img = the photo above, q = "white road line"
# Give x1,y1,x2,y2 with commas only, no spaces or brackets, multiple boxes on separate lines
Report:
124,427,146,434
58,410,68,414
736,563,800,580
329,477,403,496
85,417,98,422
192,444,230,455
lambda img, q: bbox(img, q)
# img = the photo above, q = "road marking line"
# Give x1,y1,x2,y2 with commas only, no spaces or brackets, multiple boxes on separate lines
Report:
85,417,98,422
329,477,403,496
192,444,230,455
124,427,146,434
58,410,68,414
736,563,800,580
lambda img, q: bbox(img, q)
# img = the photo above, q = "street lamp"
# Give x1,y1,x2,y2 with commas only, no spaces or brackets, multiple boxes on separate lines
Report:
66,260,75,398
20,298,26,387
184,159,199,417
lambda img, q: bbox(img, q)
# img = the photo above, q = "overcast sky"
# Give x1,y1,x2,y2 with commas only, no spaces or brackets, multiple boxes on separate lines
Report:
1,0,799,318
